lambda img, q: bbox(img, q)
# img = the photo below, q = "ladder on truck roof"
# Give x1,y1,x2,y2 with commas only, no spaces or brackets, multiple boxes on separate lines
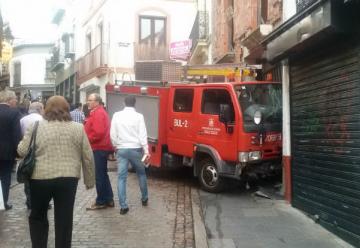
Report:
184,63,261,82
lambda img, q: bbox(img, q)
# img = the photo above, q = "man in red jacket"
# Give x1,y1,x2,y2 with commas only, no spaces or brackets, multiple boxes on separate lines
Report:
84,93,114,210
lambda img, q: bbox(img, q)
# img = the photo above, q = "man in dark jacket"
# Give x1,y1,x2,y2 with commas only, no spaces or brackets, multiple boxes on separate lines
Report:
0,90,21,210
84,93,114,210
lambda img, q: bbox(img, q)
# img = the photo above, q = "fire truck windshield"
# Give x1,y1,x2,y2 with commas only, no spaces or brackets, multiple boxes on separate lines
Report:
235,84,282,132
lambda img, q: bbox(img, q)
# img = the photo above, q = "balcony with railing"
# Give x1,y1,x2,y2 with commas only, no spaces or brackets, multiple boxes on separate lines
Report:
63,33,75,59
189,11,209,52
45,60,56,84
134,43,169,61
76,43,109,84
50,46,65,72
188,11,209,64
296,0,318,12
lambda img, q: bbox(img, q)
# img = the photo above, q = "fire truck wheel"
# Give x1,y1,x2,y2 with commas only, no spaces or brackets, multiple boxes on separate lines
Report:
199,158,224,193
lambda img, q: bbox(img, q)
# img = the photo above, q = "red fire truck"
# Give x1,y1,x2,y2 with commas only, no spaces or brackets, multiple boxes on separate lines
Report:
106,67,282,192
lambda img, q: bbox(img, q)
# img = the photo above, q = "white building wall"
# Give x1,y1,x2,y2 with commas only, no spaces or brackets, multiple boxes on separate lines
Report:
20,54,48,85
9,45,54,101
10,51,52,86
75,0,196,67
74,0,196,103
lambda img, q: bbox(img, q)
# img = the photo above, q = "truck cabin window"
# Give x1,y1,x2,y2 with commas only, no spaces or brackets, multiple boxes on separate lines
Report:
201,89,234,121
235,84,282,132
173,89,194,112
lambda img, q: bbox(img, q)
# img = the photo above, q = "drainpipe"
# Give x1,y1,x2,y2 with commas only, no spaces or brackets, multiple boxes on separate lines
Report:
282,59,291,203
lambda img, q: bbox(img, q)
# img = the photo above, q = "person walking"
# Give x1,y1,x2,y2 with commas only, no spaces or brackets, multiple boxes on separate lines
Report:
0,90,21,210
70,102,85,124
20,101,44,210
110,95,150,215
20,101,44,134
84,93,114,210
82,103,90,118
17,96,95,248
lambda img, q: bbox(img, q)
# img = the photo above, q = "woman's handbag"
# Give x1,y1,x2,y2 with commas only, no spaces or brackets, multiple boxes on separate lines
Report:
17,121,39,183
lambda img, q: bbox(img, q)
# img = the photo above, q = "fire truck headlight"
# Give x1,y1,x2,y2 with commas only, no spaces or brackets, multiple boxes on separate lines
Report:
141,87,148,94
249,151,262,161
239,152,249,162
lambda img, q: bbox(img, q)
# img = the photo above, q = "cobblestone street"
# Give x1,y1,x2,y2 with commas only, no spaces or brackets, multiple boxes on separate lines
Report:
0,164,196,248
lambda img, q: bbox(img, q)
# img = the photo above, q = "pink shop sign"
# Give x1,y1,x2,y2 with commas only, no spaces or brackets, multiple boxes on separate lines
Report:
169,40,192,60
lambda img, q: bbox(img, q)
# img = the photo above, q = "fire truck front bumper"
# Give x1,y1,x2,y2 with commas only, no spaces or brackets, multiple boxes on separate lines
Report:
218,159,282,180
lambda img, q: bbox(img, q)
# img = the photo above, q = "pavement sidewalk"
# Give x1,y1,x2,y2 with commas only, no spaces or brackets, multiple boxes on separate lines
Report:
1,163,199,248
198,185,354,248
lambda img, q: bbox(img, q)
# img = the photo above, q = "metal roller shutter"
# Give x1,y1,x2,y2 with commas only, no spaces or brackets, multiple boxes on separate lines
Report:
290,44,360,246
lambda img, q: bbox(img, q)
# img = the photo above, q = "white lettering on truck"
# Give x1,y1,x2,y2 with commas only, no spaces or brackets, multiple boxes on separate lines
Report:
174,119,189,128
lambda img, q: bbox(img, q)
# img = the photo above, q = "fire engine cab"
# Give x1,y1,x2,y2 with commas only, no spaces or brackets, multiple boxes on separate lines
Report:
106,66,282,192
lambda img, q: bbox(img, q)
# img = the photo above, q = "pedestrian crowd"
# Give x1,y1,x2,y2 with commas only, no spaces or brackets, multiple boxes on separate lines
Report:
0,89,150,248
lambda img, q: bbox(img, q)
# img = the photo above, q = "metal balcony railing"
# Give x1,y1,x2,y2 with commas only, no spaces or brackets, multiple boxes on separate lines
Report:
44,68,56,84
189,11,209,52
134,43,169,61
76,43,109,80
296,0,318,12
51,46,65,71
63,33,75,58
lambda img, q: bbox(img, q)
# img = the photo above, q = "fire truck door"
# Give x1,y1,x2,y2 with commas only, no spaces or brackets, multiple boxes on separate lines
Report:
167,88,196,157
195,89,237,161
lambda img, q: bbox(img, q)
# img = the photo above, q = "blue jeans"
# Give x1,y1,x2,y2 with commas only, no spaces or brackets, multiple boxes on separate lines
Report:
93,150,113,205
116,148,148,209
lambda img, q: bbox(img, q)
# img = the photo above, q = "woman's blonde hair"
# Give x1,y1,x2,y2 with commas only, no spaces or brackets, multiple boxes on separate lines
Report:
44,96,71,121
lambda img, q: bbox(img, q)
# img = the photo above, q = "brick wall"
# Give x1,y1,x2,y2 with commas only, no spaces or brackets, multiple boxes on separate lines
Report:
212,0,232,63
268,0,282,27
212,0,282,63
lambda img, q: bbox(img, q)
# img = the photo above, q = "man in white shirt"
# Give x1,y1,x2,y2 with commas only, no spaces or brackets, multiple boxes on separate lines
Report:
20,101,44,209
110,95,150,215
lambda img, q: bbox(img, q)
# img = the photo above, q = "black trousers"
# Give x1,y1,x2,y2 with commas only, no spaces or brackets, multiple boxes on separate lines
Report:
24,181,31,208
29,177,78,248
0,160,13,206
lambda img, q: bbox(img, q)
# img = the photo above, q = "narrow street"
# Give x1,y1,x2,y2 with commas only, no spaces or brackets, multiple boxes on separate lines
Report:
198,178,355,248
0,162,196,248
0,163,356,248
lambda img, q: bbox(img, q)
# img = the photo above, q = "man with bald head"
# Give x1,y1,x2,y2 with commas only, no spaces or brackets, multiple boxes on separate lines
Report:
84,93,114,210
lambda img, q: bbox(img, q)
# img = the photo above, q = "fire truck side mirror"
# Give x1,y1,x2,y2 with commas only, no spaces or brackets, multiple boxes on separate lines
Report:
219,104,232,124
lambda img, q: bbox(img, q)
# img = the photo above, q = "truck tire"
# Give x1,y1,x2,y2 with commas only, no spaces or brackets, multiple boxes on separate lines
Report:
199,158,224,193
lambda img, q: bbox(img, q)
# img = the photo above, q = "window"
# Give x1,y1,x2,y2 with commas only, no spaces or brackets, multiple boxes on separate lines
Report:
173,89,194,112
45,60,55,83
139,16,166,46
86,32,92,52
259,0,268,24
97,22,103,45
13,62,21,86
63,33,75,55
201,89,234,120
